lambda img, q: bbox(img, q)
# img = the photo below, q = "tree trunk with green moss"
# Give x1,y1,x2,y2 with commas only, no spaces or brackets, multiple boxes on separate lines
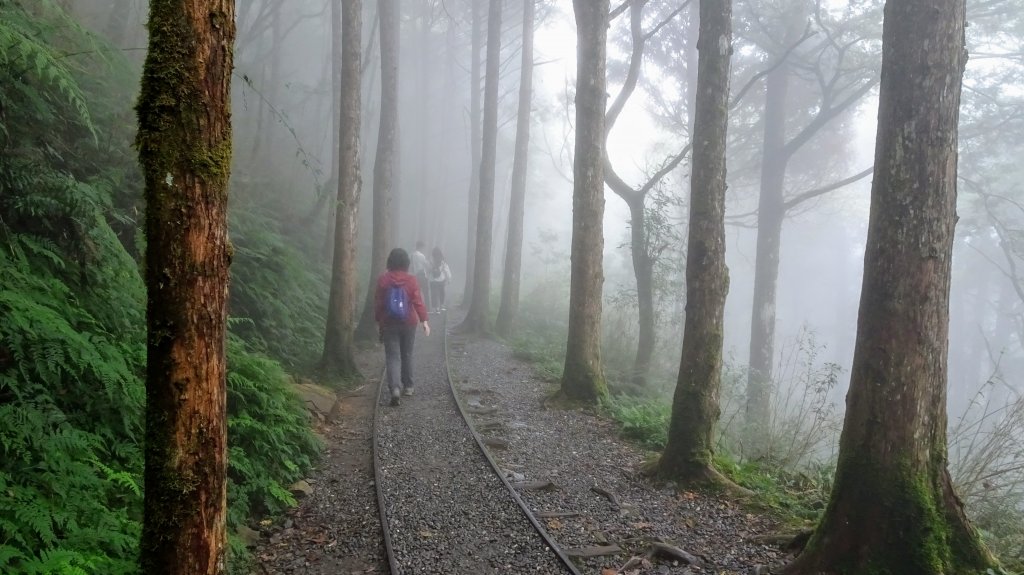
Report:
560,0,608,403
784,1,998,573
135,0,235,572
322,0,363,380
355,0,397,341
658,0,731,484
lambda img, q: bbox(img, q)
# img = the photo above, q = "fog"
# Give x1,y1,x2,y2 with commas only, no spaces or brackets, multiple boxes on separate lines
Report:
69,0,1024,454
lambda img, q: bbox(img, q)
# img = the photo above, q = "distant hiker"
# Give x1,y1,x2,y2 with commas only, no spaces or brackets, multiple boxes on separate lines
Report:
429,246,452,313
375,248,430,406
411,240,431,308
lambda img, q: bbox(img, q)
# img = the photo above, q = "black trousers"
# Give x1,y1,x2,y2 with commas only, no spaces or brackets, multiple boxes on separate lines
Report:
382,323,416,396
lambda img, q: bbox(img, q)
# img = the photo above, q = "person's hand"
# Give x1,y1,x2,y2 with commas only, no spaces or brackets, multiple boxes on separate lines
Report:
422,322,431,337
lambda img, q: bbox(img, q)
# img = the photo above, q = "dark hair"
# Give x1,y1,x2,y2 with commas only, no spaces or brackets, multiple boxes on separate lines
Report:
386,248,410,271
431,246,445,263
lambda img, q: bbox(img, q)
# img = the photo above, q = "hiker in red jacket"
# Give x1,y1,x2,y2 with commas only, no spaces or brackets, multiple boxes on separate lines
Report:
375,248,430,406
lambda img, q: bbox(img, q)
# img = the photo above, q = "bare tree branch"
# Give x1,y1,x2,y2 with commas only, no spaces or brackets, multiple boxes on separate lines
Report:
784,166,873,210
730,24,815,109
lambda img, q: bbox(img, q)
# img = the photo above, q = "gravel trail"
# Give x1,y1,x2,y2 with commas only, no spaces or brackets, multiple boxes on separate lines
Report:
448,333,784,575
254,319,786,575
375,318,572,574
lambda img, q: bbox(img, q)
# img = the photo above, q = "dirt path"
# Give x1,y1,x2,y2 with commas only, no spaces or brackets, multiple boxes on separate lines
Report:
253,349,385,575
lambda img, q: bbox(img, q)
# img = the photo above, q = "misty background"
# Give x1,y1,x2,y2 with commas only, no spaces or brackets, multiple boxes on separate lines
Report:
67,0,1023,481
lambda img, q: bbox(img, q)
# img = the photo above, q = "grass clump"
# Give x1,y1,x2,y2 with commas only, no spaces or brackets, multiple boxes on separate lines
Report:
604,396,670,451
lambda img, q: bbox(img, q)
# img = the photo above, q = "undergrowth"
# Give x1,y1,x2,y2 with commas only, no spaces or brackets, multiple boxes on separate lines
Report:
509,301,1024,569
0,4,323,573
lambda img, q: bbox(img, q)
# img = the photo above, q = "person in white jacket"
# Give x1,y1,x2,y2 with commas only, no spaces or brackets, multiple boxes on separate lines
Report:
411,240,431,307
428,246,452,313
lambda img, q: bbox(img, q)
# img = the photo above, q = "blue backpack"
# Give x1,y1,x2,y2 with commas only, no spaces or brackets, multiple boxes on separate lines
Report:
386,283,408,321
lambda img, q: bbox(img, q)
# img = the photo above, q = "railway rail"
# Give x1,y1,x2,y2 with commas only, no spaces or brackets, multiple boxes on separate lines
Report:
371,313,582,575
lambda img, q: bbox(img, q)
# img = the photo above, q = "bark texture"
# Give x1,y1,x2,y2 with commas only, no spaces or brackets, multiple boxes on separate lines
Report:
322,0,363,379
658,0,731,484
495,0,535,337
784,1,997,572
135,0,235,572
459,0,502,334
356,0,398,341
561,0,609,403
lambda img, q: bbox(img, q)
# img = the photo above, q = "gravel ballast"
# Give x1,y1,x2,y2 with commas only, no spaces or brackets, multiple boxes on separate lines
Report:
447,333,784,574
254,316,785,575
375,320,572,574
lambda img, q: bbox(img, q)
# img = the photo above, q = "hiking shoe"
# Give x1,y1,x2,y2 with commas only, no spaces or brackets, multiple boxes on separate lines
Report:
402,387,415,397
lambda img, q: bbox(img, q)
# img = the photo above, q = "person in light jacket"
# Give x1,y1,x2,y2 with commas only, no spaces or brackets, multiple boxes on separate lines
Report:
429,246,452,313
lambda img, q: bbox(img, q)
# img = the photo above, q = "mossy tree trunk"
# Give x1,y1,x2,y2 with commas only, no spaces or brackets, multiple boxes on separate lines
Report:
356,0,397,341
322,0,363,380
135,0,235,572
461,0,483,309
495,0,535,338
458,0,502,335
658,0,731,484
560,0,609,403
784,1,998,573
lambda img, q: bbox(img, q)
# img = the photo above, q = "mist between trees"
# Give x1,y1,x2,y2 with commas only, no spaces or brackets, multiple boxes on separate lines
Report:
3,0,1024,572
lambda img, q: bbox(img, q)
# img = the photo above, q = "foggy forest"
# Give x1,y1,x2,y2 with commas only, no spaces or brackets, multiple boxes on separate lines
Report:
2,0,1024,573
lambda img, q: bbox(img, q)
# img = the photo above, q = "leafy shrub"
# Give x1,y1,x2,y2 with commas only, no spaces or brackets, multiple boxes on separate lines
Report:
228,209,329,370
950,374,1024,569
226,337,323,526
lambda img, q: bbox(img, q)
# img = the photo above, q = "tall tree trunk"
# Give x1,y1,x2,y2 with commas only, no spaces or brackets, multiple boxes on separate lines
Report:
458,0,502,333
744,52,790,459
135,0,235,572
560,0,609,403
323,0,344,264
495,0,535,337
628,195,656,385
416,1,432,240
784,0,997,572
658,0,731,484
322,0,363,379
356,0,398,341
462,0,483,309
603,0,691,387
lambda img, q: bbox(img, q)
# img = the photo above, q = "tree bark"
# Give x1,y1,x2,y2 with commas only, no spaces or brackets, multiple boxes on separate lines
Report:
356,0,398,341
784,0,998,572
495,0,535,337
560,0,609,403
135,0,235,572
322,0,363,380
458,0,502,334
658,0,731,484
462,0,483,309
